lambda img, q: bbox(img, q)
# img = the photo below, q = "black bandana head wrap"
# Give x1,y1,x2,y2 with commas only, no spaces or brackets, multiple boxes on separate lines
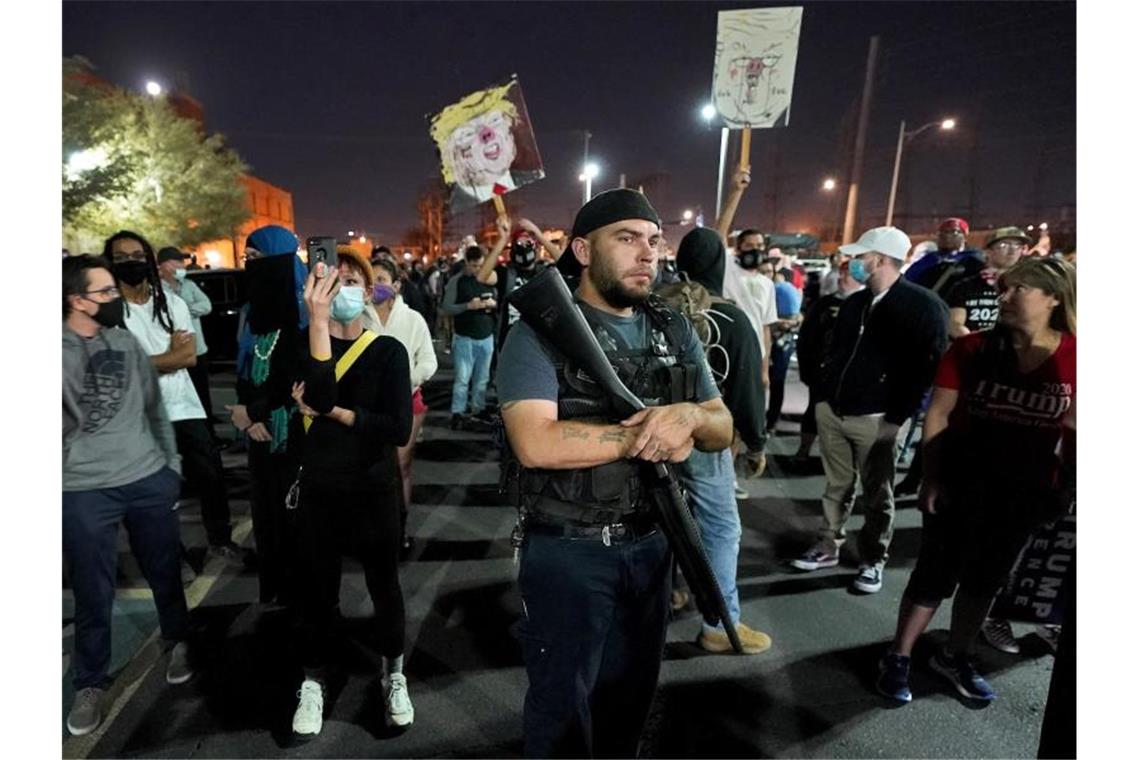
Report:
555,189,662,277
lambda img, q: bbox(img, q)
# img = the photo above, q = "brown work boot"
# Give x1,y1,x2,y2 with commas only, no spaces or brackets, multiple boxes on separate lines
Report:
698,622,772,654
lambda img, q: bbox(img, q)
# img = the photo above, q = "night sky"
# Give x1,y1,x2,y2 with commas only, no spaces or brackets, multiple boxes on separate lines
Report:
62,0,1076,245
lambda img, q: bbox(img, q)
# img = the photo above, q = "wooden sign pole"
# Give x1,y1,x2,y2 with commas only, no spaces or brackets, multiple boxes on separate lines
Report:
492,194,507,221
739,126,752,171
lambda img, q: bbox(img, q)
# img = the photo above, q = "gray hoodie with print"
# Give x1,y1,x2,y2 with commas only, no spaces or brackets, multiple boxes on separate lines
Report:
63,324,181,491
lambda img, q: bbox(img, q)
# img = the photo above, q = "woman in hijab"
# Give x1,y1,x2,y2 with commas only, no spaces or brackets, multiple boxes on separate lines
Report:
227,225,309,605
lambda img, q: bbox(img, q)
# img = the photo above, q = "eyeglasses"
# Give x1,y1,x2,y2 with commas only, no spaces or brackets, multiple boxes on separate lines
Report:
84,286,120,298
112,250,148,263
990,241,1026,251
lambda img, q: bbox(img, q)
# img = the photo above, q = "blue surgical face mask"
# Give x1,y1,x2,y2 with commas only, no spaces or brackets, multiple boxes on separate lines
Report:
849,258,871,284
173,268,187,282
331,286,366,323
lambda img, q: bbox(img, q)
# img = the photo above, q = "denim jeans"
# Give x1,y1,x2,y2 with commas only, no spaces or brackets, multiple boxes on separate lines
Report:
518,529,671,758
63,466,189,689
678,449,742,630
451,334,494,415
767,336,794,430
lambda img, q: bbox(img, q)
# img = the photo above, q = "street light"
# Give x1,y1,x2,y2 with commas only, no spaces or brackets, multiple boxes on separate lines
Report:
145,80,163,97
682,209,694,222
65,148,108,180
822,177,837,192
886,117,957,226
700,103,717,123
579,162,600,202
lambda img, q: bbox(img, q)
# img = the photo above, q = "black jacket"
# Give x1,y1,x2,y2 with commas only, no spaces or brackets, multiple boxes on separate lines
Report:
296,333,412,488
818,277,948,425
796,292,849,390
705,301,766,452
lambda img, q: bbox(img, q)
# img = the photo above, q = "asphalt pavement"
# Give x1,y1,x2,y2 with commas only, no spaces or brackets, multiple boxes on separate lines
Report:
61,345,1058,759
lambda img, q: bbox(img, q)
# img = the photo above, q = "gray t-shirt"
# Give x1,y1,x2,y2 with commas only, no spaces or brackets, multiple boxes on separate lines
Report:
496,298,720,407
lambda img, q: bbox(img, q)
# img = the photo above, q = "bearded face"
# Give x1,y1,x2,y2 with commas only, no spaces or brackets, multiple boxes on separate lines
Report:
585,227,659,310
447,110,517,188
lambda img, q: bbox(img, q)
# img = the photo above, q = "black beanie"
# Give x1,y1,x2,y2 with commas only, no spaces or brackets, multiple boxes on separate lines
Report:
676,227,726,296
556,188,662,277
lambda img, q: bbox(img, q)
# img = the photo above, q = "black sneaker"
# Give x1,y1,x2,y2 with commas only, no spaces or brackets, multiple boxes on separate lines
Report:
876,652,913,703
399,535,416,562
895,470,921,497
464,415,494,433
851,564,883,594
206,542,246,566
929,648,996,702
473,408,498,424
980,617,1020,655
449,414,468,431
165,641,194,684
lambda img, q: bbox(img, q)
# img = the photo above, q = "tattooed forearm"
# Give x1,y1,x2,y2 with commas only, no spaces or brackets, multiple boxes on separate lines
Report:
561,426,590,441
597,429,627,444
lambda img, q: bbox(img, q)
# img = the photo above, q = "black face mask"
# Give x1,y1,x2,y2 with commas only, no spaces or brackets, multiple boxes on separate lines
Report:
86,297,126,329
738,250,762,270
511,242,536,270
112,260,149,286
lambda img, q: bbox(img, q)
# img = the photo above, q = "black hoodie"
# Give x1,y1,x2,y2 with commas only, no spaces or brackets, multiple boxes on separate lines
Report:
675,229,767,451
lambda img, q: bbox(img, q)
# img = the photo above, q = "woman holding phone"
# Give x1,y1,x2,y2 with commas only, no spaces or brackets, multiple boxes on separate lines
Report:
288,252,414,737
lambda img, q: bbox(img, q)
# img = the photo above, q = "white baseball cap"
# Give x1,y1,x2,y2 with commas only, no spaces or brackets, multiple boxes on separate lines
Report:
838,226,912,261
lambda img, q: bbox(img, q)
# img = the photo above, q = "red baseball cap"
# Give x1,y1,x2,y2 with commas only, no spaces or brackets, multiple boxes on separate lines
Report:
938,217,969,234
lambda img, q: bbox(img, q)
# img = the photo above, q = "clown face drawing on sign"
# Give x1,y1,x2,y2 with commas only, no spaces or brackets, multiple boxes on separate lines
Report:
429,78,545,212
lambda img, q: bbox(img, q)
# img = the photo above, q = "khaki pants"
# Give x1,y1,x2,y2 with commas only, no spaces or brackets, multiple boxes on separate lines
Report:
814,401,900,567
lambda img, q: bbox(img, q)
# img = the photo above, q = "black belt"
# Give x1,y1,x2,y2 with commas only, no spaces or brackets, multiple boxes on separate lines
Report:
527,516,657,546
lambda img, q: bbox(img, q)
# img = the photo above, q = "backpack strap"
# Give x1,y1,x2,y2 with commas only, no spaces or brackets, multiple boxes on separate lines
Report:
302,330,379,433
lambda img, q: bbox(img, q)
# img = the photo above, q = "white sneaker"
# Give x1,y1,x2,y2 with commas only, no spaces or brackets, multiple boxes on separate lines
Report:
292,679,324,736
385,672,414,727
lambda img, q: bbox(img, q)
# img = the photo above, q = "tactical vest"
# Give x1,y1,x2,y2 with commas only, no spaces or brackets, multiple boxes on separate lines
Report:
504,297,701,525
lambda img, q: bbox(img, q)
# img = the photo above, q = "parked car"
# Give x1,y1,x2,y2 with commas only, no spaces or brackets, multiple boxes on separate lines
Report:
186,268,247,366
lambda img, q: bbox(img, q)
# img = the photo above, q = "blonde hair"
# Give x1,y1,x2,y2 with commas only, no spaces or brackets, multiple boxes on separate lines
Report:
429,82,519,184
999,257,1076,334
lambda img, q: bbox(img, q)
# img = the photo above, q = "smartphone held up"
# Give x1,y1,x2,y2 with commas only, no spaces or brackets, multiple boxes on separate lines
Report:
306,236,336,276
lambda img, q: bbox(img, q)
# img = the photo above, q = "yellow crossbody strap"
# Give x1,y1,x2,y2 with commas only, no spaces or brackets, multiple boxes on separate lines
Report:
302,330,379,433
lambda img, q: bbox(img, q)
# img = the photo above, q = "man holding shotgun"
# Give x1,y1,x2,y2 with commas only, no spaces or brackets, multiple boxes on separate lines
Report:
496,189,733,758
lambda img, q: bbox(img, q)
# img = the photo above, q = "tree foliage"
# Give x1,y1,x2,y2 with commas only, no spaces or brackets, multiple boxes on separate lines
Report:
63,56,249,248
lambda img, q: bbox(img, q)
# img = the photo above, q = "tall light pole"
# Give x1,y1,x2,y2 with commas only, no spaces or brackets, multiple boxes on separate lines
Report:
842,35,879,244
700,102,730,221
579,163,600,202
885,118,956,226
581,130,592,205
